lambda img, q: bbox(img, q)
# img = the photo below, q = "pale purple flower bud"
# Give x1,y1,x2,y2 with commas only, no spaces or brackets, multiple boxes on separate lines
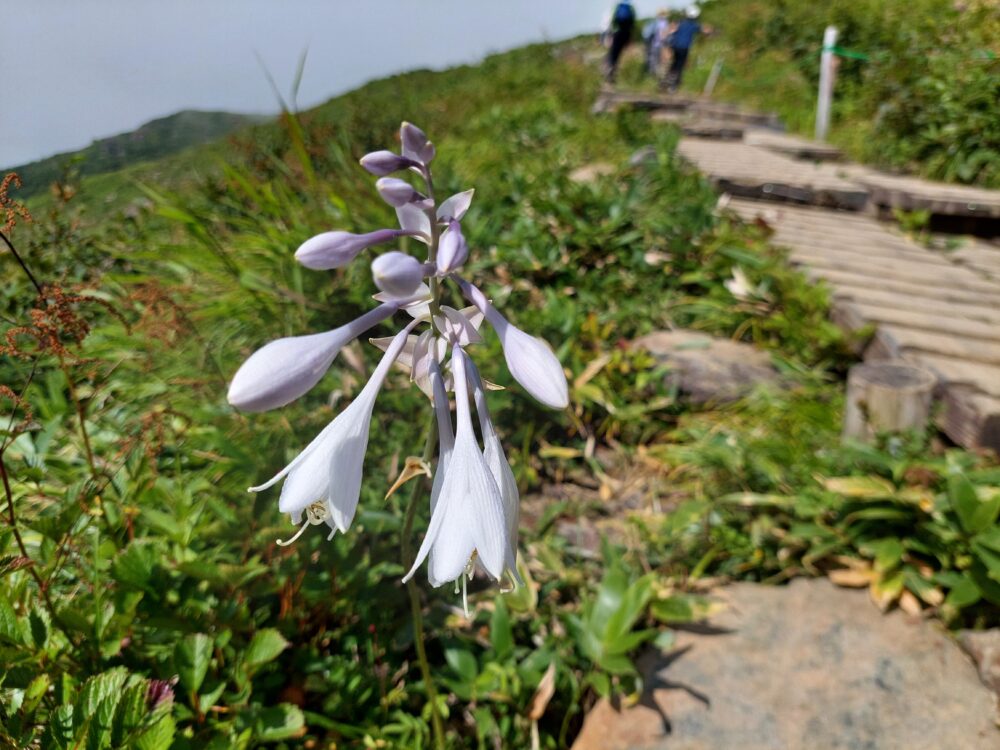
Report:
227,304,398,412
359,150,419,177
376,177,422,208
400,122,436,165
371,251,426,298
295,229,408,270
436,189,475,223
459,280,569,409
437,220,469,274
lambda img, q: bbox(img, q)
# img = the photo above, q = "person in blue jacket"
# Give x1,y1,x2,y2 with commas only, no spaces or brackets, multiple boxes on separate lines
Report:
665,6,710,92
605,1,637,83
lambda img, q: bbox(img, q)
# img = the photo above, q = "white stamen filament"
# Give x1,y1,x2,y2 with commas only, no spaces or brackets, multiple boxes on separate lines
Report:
276,501,329,546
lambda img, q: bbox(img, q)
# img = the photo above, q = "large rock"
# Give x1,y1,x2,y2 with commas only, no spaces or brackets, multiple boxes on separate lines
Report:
634,330,781,404
572,579,998,750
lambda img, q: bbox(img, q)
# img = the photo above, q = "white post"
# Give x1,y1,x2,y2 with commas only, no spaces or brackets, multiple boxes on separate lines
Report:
703,58,724,97
815,26,838,142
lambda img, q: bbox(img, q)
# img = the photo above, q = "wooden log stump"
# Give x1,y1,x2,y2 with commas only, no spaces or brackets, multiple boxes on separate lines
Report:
843,362,937,443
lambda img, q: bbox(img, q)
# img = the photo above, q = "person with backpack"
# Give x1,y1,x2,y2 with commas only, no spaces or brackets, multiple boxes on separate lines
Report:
664,5,711,92
605,1,636,83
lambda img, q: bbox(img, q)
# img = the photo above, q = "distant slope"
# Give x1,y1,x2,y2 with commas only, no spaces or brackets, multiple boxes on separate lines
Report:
5,110,270,198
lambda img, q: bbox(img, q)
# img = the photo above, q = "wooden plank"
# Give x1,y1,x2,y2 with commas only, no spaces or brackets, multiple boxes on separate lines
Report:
867,325,1000,367
678,139,869,210
798,264,1000,307
743,128,843,161
906,354,1000,398
856,172,1000,219
830,285,1000,325
938,388,1000,452
846,303,1000,344
789,253,1000,294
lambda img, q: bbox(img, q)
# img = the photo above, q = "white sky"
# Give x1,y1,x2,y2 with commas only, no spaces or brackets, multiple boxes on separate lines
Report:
1,0,682,166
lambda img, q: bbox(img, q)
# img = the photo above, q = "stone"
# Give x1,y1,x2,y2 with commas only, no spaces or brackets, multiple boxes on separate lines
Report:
572,579,999,750
634,330,781,404
570,162,616,184
960,629,1000,697
629,146,659,167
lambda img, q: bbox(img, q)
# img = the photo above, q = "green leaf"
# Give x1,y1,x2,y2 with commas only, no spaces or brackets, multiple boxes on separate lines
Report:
822,475,896,499
445,648,478,683
175,633,213,695
490,598,514,660
253,704,306,742
244,628,289,671
945,575,981,609
134,714,176,750
76,667,128,719
41,704,75,750
950,474,1000,534
651,595,696,623
111,542,159,593
0,592,24,645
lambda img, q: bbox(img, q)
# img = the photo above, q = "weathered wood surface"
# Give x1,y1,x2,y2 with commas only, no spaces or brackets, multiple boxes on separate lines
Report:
679,139,869,210
650,111,746,139
855,171,1000,219
843,362,936,442
727,198,1000,451
743,127,843,161
595,89,782,127
946,236,1000,279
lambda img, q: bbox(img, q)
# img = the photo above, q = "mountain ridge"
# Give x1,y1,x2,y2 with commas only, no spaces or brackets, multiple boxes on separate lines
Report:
5,109,270,198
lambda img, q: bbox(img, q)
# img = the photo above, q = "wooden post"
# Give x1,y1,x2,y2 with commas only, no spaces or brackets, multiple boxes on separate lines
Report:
815,26,838,142
703,58,723,97
842,362,937,443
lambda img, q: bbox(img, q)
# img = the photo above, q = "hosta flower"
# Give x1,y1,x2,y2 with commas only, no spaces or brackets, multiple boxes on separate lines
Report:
230,121,570,608
404,348,510,592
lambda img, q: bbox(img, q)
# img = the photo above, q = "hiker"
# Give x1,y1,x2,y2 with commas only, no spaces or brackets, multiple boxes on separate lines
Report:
644,10,672,78
605,1,636,83
665,6,710,92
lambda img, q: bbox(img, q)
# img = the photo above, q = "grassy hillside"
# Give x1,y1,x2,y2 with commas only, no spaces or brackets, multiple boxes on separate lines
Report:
6,109,269,199
677,0,1000,186
2,33,998,750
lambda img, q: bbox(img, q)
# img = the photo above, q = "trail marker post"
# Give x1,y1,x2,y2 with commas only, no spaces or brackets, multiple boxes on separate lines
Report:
816,26,838,141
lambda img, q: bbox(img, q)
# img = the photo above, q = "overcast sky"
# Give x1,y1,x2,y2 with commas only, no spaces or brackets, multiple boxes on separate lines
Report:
2,0,682,167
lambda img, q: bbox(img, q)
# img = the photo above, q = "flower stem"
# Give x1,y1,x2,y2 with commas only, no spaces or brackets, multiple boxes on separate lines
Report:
401,417,445,750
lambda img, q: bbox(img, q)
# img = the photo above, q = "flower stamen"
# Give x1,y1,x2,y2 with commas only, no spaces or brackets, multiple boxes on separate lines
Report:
276,501,329,547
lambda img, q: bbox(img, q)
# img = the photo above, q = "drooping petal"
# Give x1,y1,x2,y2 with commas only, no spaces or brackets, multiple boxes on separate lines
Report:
433,306,483,348
360,150,419,176
396,203,432,244
249,322,416,529
436,189,474,223
458,279,569,409
376,177,422,208
436,220,469,275
296,229,411,270
400,122,435,165
371,251,426,298
410,329,447,398
404,348,508,586
466,358,519,578
227,303,397,412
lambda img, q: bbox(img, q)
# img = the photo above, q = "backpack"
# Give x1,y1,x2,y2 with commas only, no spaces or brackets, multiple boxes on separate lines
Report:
613,2,635,25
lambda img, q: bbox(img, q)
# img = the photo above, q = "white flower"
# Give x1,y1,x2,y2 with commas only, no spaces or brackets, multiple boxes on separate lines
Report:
227,303,398,412
404,347,509,587
459,279,569,409
466,358,519,582
249,322,417,537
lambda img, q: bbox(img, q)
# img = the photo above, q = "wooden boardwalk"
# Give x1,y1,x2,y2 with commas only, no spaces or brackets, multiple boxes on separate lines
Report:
677,139,868,210
726,199,1000,450
597,88,1000,450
